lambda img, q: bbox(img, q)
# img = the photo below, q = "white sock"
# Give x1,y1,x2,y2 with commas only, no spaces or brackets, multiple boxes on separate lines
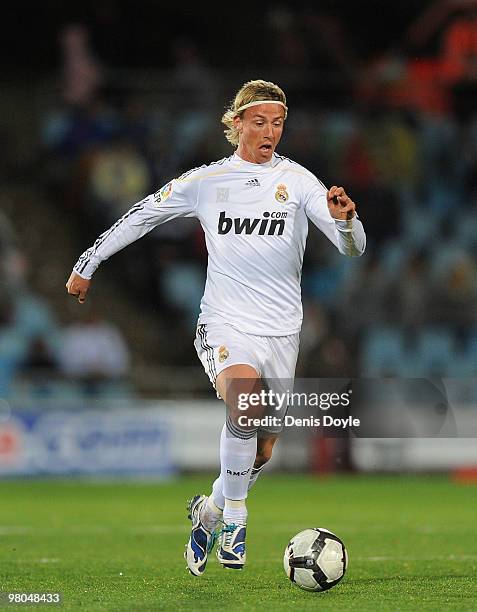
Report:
220,423,257,503
224,498,248,525
248,464,266,489
200,496,223,532
211,462,266,511
211,475,225,510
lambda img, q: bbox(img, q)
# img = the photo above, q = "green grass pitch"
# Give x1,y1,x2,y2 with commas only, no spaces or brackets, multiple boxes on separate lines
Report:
0,474,476,611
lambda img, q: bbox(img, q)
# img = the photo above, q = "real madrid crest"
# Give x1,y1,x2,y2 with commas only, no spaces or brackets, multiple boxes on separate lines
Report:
275,183,289,204
218,345,229,363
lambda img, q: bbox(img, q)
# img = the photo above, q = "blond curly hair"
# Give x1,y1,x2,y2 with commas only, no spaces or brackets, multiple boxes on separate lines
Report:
221,79,287,147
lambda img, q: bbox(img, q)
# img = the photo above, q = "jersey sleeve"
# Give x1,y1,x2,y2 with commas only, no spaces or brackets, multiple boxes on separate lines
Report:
73,176,199,279
303,177,366,257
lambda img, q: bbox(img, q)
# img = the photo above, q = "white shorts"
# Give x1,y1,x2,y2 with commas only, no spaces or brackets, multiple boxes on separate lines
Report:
194,322,300,433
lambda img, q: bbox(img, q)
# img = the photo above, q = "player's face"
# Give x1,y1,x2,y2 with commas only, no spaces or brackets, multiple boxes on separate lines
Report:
234,103,285,164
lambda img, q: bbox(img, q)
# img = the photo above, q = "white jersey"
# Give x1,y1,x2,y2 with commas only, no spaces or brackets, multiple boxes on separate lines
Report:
74,152,366,336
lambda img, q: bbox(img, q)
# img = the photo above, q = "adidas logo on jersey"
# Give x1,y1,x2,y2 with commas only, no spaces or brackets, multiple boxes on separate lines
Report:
245,178,260,187
218,211,286,236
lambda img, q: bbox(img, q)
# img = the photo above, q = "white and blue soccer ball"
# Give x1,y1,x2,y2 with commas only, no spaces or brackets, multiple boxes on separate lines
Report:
283,528,348,592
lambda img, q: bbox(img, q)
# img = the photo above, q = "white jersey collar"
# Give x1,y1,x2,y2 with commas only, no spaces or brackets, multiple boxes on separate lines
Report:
232,152,277,170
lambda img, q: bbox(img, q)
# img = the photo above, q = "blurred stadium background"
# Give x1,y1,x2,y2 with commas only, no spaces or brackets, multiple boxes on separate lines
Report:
0,0,477,477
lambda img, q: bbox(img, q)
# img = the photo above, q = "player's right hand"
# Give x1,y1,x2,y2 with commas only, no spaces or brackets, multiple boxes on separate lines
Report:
66,271,91,304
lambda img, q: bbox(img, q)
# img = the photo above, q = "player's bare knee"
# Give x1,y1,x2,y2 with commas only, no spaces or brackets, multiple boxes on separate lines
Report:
217,364,268,430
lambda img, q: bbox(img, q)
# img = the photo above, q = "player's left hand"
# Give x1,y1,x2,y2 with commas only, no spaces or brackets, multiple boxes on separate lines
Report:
327,186,356,221
66,271,91,304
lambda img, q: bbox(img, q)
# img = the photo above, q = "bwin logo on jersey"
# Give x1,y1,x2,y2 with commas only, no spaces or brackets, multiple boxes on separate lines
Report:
218,211,286,236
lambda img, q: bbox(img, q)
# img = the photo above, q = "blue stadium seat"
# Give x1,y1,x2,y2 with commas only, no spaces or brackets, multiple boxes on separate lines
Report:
401,208,440,248
161,262,205,327
361,326,408,376
427,244,468,281
378,240,409,281
413,328,456,377
458,329,477,376
454,215,477,249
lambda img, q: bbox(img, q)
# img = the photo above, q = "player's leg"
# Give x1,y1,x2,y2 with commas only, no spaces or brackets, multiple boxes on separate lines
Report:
186,324,266,574
213,364,264,569
207,333,296,519
211,433,279,510
216,363,260,509
252,332,300,465
248,434,279,489
209,429,279,571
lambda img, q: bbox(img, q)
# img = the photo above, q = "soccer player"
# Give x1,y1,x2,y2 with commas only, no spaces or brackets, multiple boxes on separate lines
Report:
66,79,366,575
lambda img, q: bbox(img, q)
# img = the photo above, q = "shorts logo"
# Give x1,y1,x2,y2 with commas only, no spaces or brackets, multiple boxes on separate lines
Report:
154,181,173,204
218,345,229,363
275,183,289,203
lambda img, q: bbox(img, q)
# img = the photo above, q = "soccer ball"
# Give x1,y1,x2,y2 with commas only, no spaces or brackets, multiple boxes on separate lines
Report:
283,528,348,592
